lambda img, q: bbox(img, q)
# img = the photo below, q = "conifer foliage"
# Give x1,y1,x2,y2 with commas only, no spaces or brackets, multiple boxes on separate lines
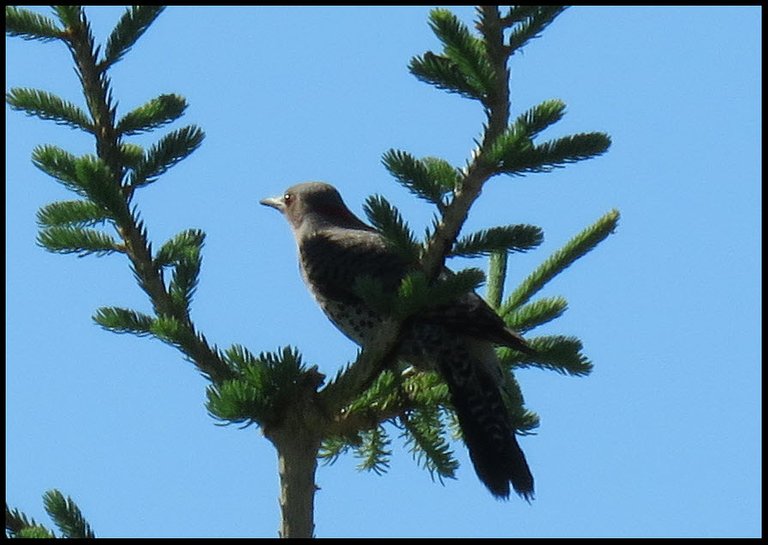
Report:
6,6,618,538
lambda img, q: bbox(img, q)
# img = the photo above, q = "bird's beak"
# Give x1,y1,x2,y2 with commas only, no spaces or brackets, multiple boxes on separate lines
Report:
259,195,284,211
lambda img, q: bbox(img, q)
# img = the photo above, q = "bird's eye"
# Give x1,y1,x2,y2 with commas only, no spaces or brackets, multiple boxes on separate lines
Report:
283,193,293,205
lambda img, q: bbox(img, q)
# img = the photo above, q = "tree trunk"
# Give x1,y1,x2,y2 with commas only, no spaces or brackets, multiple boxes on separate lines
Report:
270,426,321,538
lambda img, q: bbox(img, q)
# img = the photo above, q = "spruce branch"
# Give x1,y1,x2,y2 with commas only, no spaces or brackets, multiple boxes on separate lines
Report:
8,6,232,383
343,369,402,417
159,230,205,311
323,368,459,480
206,346,317,430
409,51,487,101
206,374,269,428
36,200,111,228
72,155,127,219
501,209,620,315
16,526,56,538
31,145,83,195
500,6,541,28
130,125,205,186
120,142,145,170
505,296,569,332
401,408,459,482
103,6,165,68
6,88,92,131
499,132,612,175
206,345,270,426
5,6,63,42
6,491,96,538
318,435,354,466
419,6,518,280
93,307,155,336
505,6,568,55
381,149,456,207
5,503,52,539
363,194,420,262
422,157,462,195
325,366,450,439
428,8,495,99
37,225,122,257
486,250,508,310
355,426,392,475
222,343,260,373
451,224,544,258
395,268,486,319
500,335,593,377
60,7,122,175
169,251,202,311
42,490,95,539
117,93,187,136
484,124,529,168
52,6,83,29
514,98,567,140
155,229,206,268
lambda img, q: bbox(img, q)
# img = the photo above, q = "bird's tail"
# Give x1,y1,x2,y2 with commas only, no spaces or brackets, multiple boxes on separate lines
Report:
437,345,534,500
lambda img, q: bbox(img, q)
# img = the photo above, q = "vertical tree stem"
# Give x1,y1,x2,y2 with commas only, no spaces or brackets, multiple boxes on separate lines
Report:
273,432,320,538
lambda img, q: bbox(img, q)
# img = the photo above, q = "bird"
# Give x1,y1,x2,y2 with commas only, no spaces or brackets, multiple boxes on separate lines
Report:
260,181,534,500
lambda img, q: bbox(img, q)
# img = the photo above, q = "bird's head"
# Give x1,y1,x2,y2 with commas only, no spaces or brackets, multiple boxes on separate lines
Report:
260,182,372,233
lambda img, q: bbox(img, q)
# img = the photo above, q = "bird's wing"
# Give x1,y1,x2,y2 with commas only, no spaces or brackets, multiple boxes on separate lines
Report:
301,228,532,353
416,292,534,353
299,229,408,304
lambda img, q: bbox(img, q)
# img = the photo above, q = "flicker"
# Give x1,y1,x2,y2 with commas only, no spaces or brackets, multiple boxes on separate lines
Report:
261,181,534,500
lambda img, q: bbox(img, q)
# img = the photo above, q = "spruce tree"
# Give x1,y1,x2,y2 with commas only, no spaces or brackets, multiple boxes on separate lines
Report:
6,6,617,538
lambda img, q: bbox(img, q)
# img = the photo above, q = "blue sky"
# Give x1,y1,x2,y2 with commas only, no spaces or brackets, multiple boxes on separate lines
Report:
5,6,761,538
